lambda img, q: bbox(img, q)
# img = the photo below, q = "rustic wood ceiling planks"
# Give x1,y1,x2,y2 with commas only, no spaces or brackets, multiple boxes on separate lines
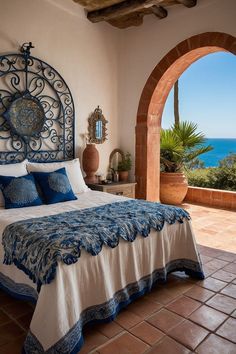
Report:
73,0,197,28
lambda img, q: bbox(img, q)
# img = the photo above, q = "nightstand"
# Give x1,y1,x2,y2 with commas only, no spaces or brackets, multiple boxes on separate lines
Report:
87,182,136,198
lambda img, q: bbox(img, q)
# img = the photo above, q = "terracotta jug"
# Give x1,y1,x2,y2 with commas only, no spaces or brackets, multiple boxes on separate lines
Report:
82,144,99,183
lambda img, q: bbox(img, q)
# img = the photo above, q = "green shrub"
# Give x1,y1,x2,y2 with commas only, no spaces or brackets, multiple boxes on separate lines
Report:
207,165,236,191
219,153,236,168
186,153,236,192
186,168,211,188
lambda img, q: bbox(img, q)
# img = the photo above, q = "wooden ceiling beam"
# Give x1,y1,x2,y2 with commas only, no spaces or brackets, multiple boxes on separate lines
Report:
151,5,167,19
176,0,197,8
87,0,163,23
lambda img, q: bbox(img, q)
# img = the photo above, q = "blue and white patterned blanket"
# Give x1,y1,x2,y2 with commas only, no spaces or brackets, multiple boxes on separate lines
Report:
2,200,190,289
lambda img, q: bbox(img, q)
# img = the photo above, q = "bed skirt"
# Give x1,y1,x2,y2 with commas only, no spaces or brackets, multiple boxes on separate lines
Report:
0,258,204,354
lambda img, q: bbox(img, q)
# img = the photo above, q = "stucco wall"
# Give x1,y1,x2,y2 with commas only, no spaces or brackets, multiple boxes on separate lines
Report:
1,0,235,179
117,0,236,177
0,0,119,175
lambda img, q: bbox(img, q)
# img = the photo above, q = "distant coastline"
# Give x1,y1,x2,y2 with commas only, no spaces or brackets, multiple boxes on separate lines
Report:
201,138,236,167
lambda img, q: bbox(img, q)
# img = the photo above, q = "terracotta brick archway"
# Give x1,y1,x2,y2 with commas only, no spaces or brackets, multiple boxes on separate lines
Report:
136,32,236,201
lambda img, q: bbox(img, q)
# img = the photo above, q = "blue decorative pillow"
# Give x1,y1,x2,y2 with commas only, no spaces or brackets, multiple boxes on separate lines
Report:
0,174,43,209
32,168,77,205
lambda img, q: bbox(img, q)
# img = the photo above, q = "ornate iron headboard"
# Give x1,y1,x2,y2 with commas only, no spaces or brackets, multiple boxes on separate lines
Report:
0,42,75,164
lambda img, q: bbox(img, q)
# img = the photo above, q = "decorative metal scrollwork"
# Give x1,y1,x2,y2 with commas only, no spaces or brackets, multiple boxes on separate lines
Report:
0,42,75,164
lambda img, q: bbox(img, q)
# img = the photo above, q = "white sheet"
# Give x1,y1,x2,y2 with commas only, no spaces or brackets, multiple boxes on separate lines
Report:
0,191,201,352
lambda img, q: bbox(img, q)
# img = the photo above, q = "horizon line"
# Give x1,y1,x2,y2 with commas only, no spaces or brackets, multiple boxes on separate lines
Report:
206,137,236,139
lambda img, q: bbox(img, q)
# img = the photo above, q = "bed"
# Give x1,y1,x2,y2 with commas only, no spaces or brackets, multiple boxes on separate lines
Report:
0,185,204,354
0,44,204,354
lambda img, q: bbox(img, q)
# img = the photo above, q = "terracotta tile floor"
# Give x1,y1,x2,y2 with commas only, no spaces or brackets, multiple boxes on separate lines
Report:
184,203,236,254
0,203,236,354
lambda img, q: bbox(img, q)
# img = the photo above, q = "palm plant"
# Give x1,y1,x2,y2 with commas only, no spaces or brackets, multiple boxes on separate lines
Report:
160,121,213,173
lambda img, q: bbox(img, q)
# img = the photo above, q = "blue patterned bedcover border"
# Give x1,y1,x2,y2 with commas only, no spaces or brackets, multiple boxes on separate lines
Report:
0,258,204,354
2,200,191,290
0,272,38,303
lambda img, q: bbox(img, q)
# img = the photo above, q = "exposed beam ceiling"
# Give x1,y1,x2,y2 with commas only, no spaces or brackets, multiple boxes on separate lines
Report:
151,5,168,19
176,0,197,8
87,0,164,22
73,0,198,28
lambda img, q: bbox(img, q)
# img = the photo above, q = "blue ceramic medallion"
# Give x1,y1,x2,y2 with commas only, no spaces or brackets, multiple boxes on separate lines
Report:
4,96,45,137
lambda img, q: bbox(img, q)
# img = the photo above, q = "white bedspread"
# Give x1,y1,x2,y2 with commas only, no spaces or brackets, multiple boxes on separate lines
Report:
0,191,202,353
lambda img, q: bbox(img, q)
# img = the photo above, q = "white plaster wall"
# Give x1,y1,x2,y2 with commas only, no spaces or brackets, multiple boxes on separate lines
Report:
1,0,235,179
117,0,236,174
0,0,119,175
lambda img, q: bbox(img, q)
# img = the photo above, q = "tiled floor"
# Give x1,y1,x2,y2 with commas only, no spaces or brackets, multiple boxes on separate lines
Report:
0,204,236,354
185,203,236,254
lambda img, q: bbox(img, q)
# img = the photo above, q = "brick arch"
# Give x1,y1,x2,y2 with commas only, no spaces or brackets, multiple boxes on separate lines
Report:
135,32,236,201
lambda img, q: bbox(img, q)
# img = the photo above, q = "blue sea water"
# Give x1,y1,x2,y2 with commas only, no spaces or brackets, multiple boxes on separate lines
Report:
200,138,236,167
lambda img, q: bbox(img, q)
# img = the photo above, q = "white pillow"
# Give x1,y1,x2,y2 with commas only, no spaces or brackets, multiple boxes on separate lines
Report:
26,158,89,194
0,160,28,207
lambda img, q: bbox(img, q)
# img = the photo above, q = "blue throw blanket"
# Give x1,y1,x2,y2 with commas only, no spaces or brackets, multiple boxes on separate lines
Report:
2,200,190,289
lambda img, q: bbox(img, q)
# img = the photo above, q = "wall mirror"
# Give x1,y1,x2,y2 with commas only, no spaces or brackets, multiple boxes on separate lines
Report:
109,148,125,171
88,106,108,144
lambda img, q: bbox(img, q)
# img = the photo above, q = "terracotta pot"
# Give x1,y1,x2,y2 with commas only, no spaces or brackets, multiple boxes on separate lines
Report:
82,144,99,183
160,172,188,205
118,170,129,182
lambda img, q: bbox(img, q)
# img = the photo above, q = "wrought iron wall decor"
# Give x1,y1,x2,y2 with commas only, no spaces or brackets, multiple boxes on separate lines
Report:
88,106,107,144
0,42,75,164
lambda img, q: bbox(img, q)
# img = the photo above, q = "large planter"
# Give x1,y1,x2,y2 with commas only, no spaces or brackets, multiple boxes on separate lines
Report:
160,172,188,205
82,143,99,183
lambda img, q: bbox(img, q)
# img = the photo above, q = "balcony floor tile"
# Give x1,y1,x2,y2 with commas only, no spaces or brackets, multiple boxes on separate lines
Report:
0,203,236,354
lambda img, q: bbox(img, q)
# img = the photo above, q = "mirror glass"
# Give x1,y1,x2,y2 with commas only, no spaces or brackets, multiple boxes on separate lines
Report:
88,106,107,144
109,149,125,171
95,120,103,140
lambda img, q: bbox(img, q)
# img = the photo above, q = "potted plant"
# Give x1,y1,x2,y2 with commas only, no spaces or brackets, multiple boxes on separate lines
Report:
118,152,132,182
160,121,212,205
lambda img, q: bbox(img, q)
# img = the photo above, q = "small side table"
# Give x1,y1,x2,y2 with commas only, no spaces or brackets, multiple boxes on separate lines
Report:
87,182,136,198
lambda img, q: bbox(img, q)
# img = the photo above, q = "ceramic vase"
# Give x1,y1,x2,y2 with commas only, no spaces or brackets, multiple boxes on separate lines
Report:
82,143,99,183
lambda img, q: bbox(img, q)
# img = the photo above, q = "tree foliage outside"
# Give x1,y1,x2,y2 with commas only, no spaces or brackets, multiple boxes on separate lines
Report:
166,80,236,191
174,80,180,126
185,158,205,170
160,121,213,172
166,81,236,191
186,153,236,191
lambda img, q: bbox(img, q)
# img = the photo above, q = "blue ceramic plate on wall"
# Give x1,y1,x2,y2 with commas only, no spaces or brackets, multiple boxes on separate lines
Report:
4,96,45,137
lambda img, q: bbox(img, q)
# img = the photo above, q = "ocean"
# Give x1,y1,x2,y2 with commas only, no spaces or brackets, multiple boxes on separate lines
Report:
200,138,236,167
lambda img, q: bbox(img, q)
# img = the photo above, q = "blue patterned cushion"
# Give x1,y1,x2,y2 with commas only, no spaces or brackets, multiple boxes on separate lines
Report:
0,174,43,209
32,168,77,205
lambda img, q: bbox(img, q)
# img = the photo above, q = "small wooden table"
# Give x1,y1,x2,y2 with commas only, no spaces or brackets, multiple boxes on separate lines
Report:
87,182,136,198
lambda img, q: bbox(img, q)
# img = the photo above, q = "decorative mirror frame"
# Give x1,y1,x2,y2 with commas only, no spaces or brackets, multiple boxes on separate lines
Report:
88,106,107,144
0,42,75,164
109,148,125,170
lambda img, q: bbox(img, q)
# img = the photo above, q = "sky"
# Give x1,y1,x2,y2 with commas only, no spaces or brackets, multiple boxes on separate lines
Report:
161,52,236,138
